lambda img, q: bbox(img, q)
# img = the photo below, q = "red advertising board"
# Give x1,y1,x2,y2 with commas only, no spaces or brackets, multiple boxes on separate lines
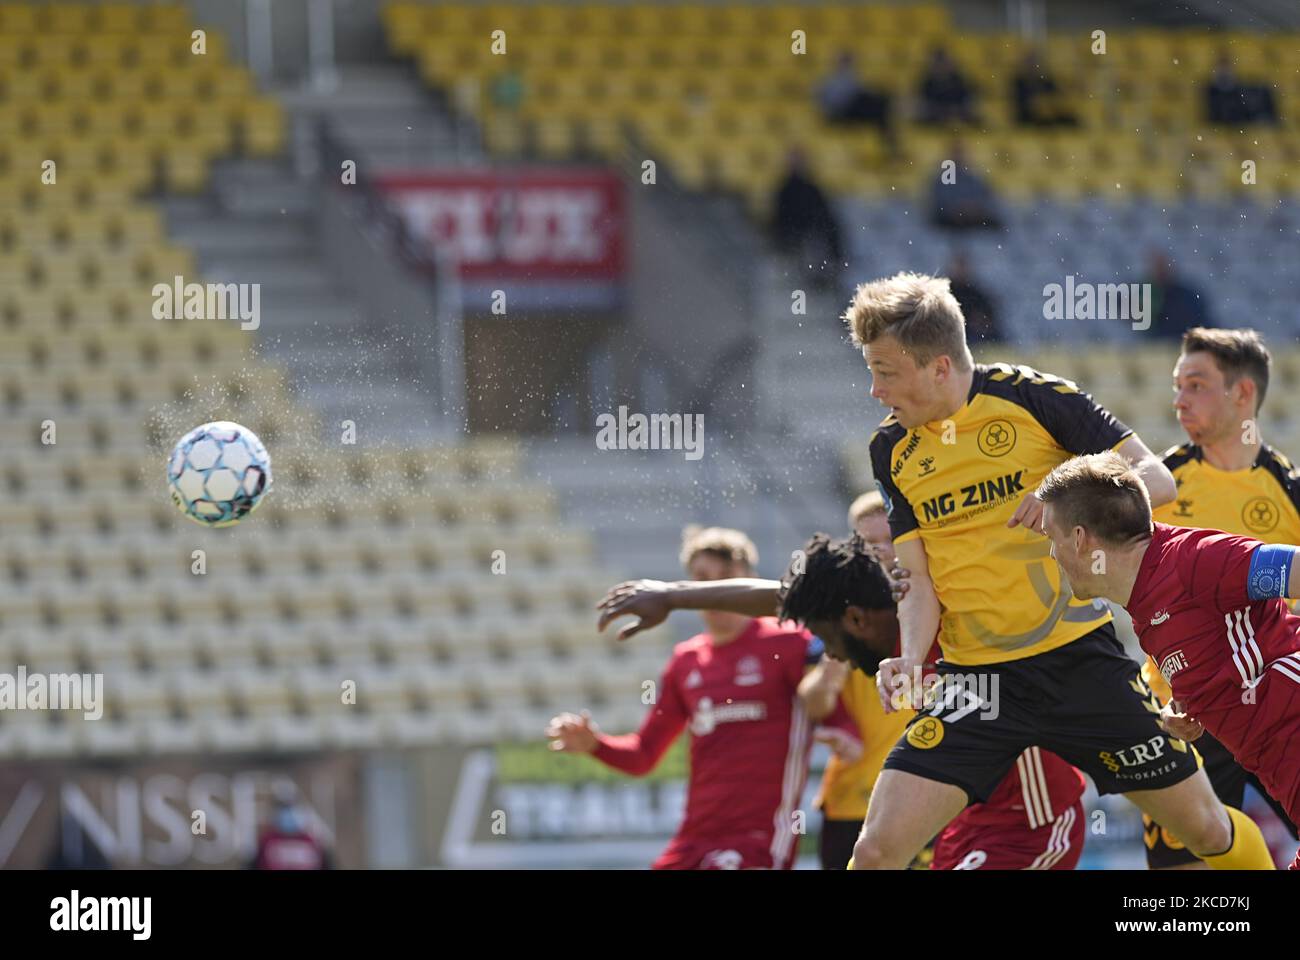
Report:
375,169,626,281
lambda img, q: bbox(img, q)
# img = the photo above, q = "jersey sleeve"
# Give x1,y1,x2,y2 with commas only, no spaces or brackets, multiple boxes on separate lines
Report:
869,428,920,542
1174,530,1262,614
1004,366,1133,454
592,655,688,776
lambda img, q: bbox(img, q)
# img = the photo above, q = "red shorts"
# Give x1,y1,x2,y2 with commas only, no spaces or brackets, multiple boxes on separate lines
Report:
652,835,789,870
931,800,1085,870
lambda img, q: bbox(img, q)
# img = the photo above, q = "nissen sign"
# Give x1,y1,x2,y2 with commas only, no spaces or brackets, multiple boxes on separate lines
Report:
0,757,362,869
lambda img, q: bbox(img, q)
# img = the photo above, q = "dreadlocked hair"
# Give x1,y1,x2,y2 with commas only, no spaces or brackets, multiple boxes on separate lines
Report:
778,532,895,624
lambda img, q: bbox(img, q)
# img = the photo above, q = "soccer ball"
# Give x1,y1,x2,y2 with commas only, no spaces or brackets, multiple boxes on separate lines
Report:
167,421,272,527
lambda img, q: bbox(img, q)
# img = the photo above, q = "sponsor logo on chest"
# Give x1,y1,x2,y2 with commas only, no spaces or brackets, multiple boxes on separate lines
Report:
917,471,1026,525
689,696,768,736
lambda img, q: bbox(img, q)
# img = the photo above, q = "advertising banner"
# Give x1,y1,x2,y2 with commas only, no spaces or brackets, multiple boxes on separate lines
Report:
376,168,627,282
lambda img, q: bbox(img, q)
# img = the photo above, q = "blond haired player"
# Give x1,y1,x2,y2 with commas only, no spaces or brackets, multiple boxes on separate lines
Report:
851,272,1272,869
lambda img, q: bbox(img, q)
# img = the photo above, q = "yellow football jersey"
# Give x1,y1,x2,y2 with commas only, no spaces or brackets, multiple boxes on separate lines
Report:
816,669,913,821
1142,441,1300,703
870,363,1132,666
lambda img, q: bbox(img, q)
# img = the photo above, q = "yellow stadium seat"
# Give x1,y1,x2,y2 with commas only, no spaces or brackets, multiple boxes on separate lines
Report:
238,99,285,156
0,4,36,32
93,3,144,33
141,4,191,33
162,147,209,193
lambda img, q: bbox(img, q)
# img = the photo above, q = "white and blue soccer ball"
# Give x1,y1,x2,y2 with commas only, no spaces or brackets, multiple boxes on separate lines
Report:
167,421,272,527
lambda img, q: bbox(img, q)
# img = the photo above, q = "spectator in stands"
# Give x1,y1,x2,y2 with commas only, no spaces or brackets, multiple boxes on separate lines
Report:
249,791,333,870
947,252,1000,342
1206,54,1278,126
1012,48,1076,127
1146,251,1214,340
817,50,898,152
772,146,844,291
488,67,525,113
919,46,976,125
931,141,1002,230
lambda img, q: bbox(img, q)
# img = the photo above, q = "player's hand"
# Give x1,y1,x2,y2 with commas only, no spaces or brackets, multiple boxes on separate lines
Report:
546,710,600,753
1158,700,1204,742
596,579,673,641
815,727,864,764
819,654,852,680
875,656,923,714
886,562,911,604
865,541,898,568
1006,491,1045,533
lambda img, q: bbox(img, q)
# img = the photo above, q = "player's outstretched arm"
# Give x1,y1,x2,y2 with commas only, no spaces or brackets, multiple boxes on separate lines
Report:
877,538,940,714
596,577,781,641
548,665,690,776
1115,435,1177,508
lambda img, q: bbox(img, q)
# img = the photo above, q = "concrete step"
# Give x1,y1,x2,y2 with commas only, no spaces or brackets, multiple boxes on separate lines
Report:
213,179,317,218
255,291,361,321
169,218,313,257
194,254,338,294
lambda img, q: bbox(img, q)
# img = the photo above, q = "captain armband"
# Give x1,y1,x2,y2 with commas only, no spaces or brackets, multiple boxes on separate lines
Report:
1246,544,1299,600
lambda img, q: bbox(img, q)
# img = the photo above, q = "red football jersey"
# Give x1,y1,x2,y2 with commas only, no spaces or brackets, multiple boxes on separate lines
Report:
1128,523,1300,823
593,617,824,869
952,745,1086,831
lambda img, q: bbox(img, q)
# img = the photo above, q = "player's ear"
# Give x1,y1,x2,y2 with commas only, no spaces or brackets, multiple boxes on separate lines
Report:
1237,376,1256,411
933,354,951,382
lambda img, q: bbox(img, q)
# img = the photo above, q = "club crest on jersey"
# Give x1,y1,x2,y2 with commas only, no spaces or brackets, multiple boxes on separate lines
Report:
1159,650,1188,684
685,669,703,689
977,420,1017,458
906,717,944,750
1243,497,1279,534
734,656,762,687
1150,610,1170,626
1172,499,1193,518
